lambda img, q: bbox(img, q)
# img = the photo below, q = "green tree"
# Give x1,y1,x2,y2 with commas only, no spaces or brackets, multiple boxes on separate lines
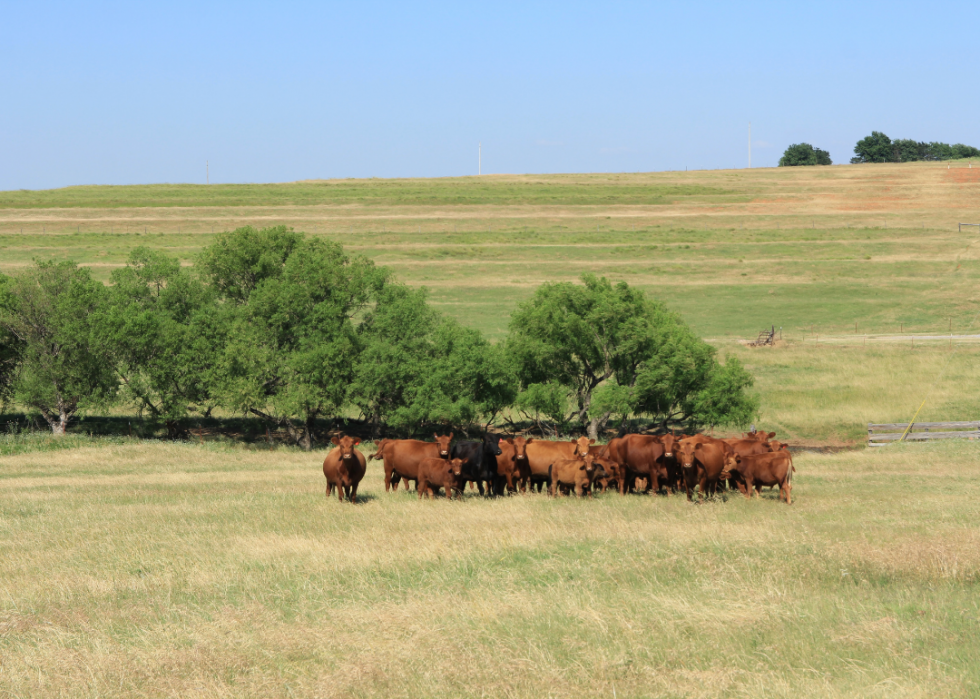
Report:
0,274,21,405
99,247,221,437
351,284,516,434
0,261,116,434
515,381,569,437
779,143,832,167
952,144,980,159
508,274,756,438
507,274,657,438
851,131,895,163
202,226,386,449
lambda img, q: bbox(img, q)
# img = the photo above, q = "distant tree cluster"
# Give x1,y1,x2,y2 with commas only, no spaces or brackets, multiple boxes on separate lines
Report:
850,131,980,164
779,143,832,167
0,227,758,444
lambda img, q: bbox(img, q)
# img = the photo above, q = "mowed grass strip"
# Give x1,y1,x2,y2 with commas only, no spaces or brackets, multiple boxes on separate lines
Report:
1,440,978,698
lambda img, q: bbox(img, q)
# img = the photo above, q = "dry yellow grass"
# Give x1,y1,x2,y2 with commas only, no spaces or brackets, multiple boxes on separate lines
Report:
1,440,979,698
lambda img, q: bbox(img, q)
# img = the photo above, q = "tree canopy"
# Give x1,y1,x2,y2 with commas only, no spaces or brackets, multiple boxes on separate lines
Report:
851,131,980,163
779,143,832,166
508,274,757,438
0,261,116,433
0,230,760,442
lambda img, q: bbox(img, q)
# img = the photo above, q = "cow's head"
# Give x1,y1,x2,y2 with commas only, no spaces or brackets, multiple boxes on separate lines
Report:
770,440,789,452
484,433,503,457
581,454,597,479
512,436,531,462
676,440,698,470
723,450,741,476
661,433,678,459
331,434,361,460
449,458,465,479
433,432,453,457
574,436,595,457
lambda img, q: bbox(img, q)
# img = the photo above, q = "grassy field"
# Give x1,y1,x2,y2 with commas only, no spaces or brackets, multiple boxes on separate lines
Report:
0,439,978,698
2,164,980,697
2,161,979,443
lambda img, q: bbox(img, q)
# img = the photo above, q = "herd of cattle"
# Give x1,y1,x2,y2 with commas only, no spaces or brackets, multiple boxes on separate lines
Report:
322,430,795,505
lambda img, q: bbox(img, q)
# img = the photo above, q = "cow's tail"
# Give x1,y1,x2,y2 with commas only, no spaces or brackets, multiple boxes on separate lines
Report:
786,453,794,484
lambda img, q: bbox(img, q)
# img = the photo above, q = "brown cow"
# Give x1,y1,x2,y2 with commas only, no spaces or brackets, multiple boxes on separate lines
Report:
369,433,453,492
525,436,593,492
659,433,684,492
323,435,367,503
722,451,794,504
742,430,776,442
605,434,668,495
589,444,622,494
497,436,533,494
675,437,732,501
722,436,774,491
549,453,598,497
417,457,465,500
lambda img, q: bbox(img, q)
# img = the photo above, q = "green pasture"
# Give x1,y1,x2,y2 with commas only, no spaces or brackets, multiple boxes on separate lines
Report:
0,178,736,209
0,439,978,698
1,165,978,443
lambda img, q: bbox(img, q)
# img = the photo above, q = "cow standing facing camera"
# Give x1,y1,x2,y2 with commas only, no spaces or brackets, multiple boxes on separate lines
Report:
417,457,466,500
549,453,598,497
323,435,366,503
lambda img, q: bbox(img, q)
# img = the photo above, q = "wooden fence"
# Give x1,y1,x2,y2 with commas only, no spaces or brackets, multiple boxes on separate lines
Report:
868,421,980,446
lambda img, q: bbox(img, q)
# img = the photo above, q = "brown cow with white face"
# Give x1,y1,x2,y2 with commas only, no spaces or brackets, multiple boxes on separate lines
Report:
675,437,732,502
549,453,598,497
497,436,533,494
323,435,367,503
417,457,465,500
369,433,453,492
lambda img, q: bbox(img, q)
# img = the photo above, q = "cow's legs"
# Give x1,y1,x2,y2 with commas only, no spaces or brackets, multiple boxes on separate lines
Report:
385,466,394,492
350,484,359,504
326,483,333,499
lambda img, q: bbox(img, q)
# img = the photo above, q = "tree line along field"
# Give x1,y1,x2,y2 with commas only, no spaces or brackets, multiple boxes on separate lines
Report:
2,162,980,697
1,161,979,443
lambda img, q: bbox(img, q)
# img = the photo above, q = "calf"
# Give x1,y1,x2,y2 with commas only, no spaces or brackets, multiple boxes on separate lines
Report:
722,451,794,504
549,453,598,497
525,437,593,492
323,435,367,503
675,437,732,502
451,433,503,496
589,445,622,494
370,434,453,492
417,457,465,500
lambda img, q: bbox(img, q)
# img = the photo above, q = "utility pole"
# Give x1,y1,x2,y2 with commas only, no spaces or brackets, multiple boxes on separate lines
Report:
206,160,209,185
748,123,752,168
479,143,482,176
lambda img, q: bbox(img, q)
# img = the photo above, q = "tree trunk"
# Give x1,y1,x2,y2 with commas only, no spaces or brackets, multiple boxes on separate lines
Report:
587,411,612,441
39,404,73,436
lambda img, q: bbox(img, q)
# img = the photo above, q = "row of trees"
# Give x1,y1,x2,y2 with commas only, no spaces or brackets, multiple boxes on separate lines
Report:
0,227,758,446
851,131,980,164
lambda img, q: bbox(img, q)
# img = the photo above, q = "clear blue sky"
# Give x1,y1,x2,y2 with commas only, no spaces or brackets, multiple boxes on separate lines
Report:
2,1,978,190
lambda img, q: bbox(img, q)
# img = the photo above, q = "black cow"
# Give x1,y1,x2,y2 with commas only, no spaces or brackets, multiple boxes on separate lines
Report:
450,433,503,497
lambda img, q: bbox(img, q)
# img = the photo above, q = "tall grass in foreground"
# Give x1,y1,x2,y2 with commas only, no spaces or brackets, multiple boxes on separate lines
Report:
1,440,978,697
